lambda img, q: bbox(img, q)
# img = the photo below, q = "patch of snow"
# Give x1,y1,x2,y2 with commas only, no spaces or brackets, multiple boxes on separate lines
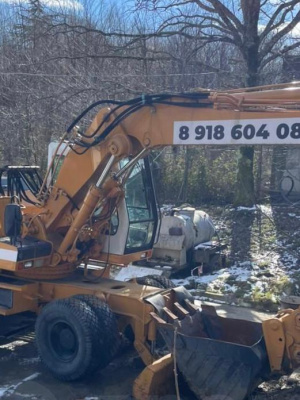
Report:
0,340,28,351
234,206,257,211
179,260,291,299
258,204,273,217
171,278,190,286
252,281,269,291
195,264,252,286
0,372,41,397
282,253,298,265
195,241,212,250
223,283,238,293
194,295,227,304
0,387,9,397
19,357,40,366
197,273,219,284
115,265,163,281
22,373,40,382
238,261,252,267
233,268,252,282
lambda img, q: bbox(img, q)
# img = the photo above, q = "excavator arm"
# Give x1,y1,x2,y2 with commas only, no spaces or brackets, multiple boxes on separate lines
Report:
31,83,300,270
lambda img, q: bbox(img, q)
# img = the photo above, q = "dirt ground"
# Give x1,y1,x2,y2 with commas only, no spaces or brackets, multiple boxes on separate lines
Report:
1,306,300,400
0,332,141,400
0,314,194,400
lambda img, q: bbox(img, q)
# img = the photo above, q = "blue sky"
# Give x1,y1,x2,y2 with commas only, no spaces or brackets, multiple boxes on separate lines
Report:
0,0,299,38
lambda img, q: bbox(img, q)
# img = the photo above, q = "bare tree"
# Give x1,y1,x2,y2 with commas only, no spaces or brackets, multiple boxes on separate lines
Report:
134,0,300,205
0,0,297,206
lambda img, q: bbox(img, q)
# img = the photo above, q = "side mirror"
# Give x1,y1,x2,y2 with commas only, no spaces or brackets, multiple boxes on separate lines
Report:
4,204,22,238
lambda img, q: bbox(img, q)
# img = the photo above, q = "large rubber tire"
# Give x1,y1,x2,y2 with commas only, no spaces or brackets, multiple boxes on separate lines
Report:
136,274,175,289
73,294,120,365
36,297,107,381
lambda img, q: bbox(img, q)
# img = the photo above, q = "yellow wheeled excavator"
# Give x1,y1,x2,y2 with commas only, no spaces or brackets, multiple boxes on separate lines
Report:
0,82,300,400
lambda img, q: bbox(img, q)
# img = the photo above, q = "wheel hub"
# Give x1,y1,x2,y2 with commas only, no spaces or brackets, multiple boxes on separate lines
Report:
50,321,78,361
59,328,76,350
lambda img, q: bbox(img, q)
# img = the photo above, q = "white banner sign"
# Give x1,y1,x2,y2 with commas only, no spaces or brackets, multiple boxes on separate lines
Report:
173,118,300,145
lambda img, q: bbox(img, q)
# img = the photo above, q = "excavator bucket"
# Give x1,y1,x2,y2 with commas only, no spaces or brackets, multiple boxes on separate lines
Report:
148,290,269,400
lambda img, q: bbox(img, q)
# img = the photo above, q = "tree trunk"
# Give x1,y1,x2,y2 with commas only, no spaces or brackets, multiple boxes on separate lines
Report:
234,37,259,206
177,147,190,204
270,146,288,198
234,146,255,207
256,145,263,200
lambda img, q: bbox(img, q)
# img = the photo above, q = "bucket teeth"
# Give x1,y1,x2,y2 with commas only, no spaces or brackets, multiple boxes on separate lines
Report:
163,306,179,322
150,299,197,329
174,302,190,318
184,299,198,314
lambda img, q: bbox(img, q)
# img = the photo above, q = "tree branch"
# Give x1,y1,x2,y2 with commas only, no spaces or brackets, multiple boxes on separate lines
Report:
260,0,300,42
260,40,300,69
260,9,300,61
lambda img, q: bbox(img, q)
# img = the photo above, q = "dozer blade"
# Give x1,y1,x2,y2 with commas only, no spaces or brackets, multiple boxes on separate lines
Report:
151,298,269,400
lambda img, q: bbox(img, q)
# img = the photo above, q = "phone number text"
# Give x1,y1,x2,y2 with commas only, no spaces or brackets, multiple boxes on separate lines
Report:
173,119,300,145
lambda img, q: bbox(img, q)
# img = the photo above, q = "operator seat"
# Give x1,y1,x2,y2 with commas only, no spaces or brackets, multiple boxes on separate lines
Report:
0,203,52,261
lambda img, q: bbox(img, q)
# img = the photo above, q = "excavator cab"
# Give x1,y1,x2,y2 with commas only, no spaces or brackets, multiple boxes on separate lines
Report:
47,141,159,265
101,157,158,258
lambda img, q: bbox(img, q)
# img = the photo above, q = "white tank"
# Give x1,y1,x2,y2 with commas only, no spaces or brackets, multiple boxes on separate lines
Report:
177,207,215,246
152,205,216,267
156,214,194,250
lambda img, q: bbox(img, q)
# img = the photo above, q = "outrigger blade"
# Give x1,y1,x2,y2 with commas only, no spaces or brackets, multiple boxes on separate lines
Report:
149,289,269,400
